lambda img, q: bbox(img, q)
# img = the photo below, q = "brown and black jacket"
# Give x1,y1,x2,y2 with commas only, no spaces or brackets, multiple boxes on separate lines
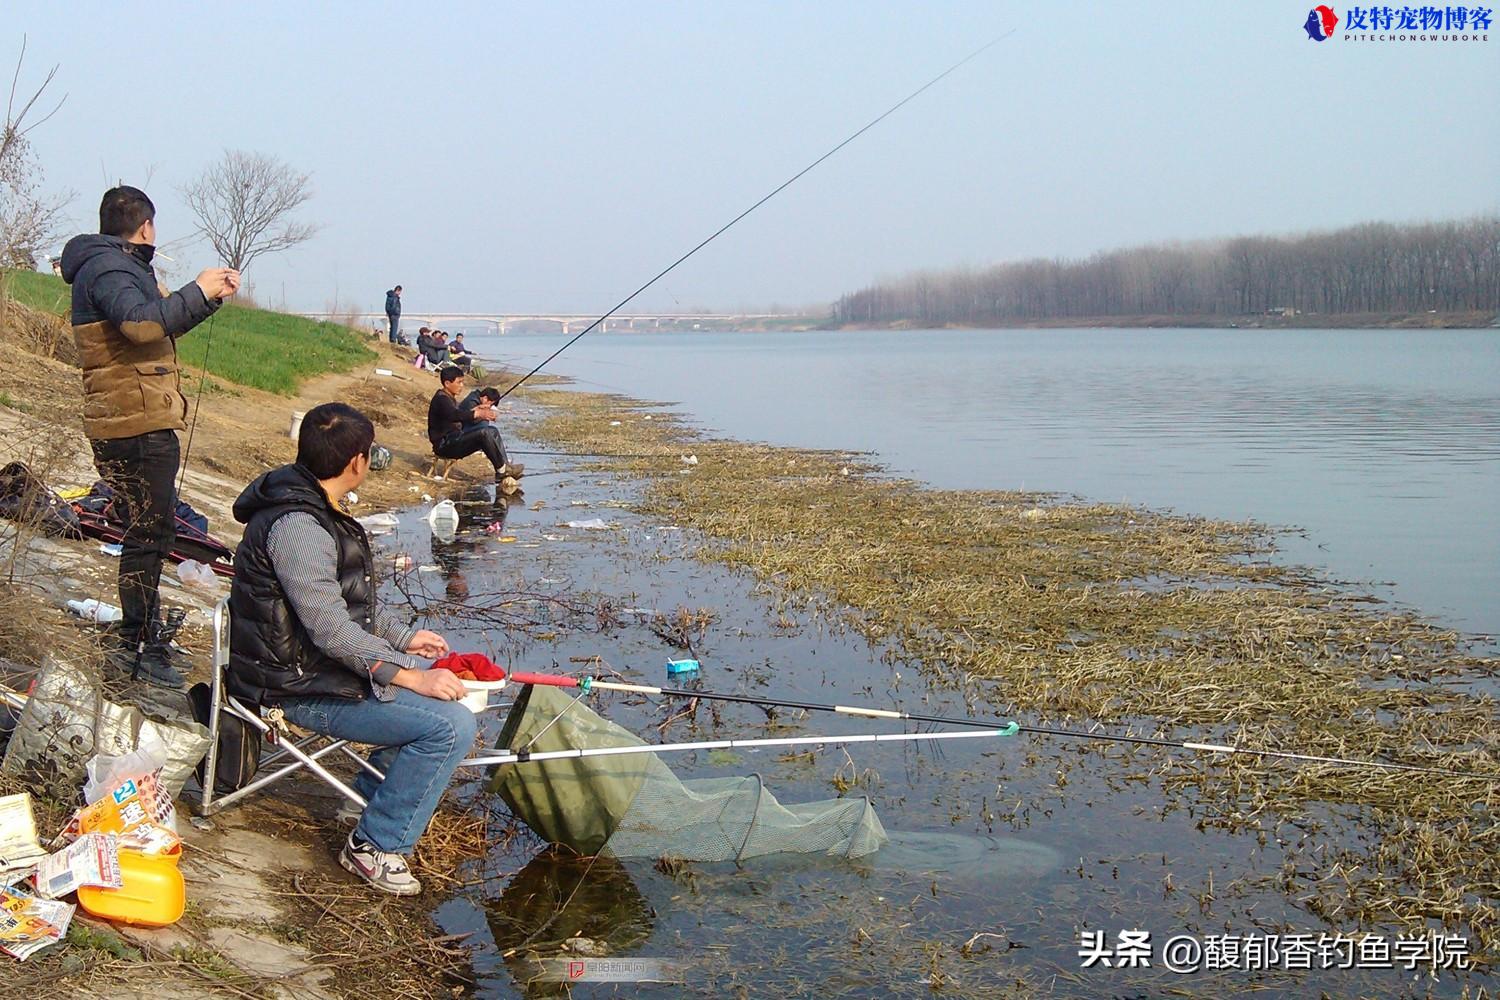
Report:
60,234,220,441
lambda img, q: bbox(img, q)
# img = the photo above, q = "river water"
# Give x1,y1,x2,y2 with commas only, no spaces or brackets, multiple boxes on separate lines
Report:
397,327,1499,996
469,327,1500,634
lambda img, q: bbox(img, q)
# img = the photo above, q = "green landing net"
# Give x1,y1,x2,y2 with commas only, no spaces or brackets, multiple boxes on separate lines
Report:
486,684,888,861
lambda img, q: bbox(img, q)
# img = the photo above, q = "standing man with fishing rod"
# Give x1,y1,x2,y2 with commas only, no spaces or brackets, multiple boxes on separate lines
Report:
61,186,240,688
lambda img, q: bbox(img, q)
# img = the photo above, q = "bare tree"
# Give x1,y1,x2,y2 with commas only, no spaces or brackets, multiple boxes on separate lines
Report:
0,37,69,271
180,150,319,272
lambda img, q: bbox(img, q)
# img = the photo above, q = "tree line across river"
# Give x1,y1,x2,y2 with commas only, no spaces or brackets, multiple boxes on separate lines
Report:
831,217,1500,326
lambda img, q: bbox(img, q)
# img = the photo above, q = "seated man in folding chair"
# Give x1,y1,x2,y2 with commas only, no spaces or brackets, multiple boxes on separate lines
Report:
227,402,477,896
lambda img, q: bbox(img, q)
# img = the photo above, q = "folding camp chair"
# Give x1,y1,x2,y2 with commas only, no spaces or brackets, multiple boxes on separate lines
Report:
196,597,384,816
196,598,512,817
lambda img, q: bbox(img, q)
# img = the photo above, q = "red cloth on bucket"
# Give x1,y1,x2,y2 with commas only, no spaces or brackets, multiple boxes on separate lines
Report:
431,652,506,682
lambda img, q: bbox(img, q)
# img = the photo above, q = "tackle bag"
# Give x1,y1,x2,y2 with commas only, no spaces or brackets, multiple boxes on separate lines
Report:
72,482,235,575
186,683,261,795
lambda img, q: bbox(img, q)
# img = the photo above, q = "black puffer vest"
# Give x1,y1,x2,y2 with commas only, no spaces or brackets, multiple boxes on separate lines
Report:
227,463,375,705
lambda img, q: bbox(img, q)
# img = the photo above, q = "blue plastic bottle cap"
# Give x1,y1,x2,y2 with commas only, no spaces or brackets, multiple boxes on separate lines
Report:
666,659,700,675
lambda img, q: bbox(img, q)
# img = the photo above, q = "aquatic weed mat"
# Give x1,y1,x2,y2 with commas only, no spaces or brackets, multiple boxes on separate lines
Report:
518,384,1500,965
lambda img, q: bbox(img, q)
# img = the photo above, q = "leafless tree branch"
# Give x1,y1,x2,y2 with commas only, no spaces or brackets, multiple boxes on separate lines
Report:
180,149,321,272
1,37,71,270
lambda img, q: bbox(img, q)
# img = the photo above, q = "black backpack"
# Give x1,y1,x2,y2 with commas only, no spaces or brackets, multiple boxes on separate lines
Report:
0,461,83,539
187,683,261,795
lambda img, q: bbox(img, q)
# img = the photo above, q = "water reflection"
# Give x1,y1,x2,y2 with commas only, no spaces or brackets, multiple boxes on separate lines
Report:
487,851,654,996
429,487,526,602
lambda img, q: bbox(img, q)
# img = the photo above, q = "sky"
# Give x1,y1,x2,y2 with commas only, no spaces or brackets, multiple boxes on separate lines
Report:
10,2,1499,317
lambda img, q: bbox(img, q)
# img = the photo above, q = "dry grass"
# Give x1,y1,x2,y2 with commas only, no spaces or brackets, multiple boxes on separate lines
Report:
0,296,76,364
518,384,1500,962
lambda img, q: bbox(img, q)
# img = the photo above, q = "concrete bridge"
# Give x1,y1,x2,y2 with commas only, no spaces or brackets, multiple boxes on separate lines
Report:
297,312,791,335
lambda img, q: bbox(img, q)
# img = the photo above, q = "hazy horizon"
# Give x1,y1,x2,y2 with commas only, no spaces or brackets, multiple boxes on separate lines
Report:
10,2,1498,316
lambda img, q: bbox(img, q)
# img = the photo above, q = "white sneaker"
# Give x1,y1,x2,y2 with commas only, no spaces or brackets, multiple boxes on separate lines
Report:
338,832,422,896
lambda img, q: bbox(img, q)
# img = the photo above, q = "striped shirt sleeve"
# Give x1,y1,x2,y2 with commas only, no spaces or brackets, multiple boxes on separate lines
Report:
265,511,419,692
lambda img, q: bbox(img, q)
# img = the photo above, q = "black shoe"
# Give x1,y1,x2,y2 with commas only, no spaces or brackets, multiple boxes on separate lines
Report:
104,641,187,690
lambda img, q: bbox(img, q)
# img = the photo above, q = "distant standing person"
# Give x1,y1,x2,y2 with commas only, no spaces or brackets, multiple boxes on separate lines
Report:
384,284,402,343
61,186,240,687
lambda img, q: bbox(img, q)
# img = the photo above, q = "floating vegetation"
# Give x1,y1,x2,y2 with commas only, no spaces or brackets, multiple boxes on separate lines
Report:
518,383,1500,963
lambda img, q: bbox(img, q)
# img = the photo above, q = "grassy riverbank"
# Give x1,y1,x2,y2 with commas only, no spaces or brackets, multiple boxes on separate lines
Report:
515,382,1500,964
1,270,377,394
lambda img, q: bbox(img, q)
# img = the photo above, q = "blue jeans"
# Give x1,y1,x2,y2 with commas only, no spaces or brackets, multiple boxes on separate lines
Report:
278,687,478,854
387,315,400,343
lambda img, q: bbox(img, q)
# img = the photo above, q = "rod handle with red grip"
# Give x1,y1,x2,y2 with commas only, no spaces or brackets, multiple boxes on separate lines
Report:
503,670,581,688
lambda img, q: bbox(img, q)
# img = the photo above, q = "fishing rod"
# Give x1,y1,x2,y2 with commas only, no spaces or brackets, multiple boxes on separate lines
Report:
507,450,667,459
489,669,1498,780
495,32,1011,403
461,726,1016,768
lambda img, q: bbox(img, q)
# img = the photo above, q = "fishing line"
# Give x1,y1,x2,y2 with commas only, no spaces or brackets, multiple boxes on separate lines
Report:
495,31,1013,402
176,309,218,497
508,450,667,459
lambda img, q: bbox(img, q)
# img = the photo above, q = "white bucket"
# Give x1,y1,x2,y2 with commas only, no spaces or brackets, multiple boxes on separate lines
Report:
289,411,305,439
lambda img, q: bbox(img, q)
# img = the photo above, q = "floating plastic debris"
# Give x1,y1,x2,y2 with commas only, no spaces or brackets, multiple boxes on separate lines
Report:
666,659,700,677
428,500,460,542
357,512,400,533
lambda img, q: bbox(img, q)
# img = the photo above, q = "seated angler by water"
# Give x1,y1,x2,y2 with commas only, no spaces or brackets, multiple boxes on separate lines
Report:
459,385,500,429
226,402,478,895
447,332,472,371
427,367,524,486
423,331,452,369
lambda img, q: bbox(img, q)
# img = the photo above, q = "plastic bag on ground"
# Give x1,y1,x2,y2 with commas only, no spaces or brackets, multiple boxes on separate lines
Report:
84,728,171,805
176,560,219,589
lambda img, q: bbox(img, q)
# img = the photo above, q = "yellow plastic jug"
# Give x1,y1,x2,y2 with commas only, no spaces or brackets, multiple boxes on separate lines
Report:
77,846,184,927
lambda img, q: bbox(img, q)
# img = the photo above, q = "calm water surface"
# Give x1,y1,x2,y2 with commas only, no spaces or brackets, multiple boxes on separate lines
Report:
472,327,1500,632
